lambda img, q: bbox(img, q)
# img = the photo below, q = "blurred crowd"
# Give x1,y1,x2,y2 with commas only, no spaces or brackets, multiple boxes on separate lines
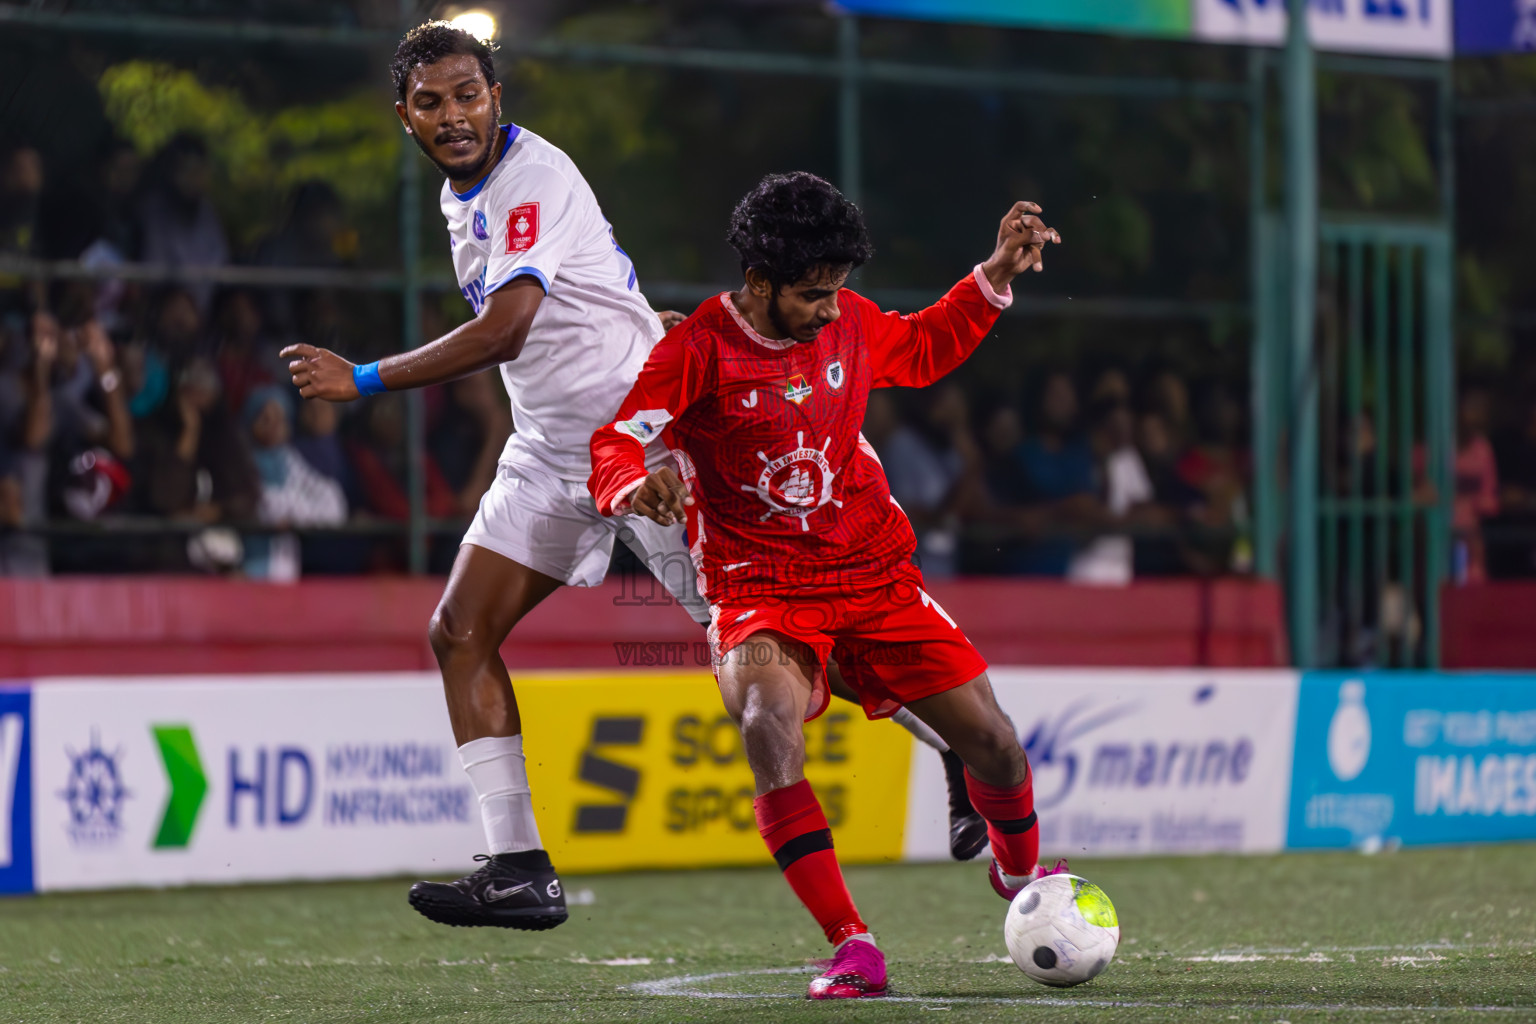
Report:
0,136,509,578
864,369,1252,582
4,134,1532,584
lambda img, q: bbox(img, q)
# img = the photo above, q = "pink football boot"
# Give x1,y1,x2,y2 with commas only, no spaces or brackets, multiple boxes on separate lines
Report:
989,857,1071,901
807,934,888,999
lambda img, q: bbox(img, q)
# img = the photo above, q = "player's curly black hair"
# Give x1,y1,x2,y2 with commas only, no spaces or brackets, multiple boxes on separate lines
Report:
391,21,498,101
726,172,873,290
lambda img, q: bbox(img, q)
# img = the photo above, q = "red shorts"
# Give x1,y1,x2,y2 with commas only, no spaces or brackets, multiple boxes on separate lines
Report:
707,565,988,722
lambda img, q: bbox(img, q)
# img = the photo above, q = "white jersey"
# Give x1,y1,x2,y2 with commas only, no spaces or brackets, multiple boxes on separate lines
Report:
441,124,664,481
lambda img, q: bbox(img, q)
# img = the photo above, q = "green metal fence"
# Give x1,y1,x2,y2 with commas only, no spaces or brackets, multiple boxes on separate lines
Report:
1321,220,1454,668
1264,216,1455,668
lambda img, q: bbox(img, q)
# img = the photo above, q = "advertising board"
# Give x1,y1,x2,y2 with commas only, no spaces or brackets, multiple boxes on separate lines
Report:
834,0,1191,37
1192,0,1453,58
26,672,913,889
1287,672,1536,849
515,671,913,873
19,668,1535,892
904,669,1300,859
0,686,33,894
1455,0,1536,54
31,675,483,890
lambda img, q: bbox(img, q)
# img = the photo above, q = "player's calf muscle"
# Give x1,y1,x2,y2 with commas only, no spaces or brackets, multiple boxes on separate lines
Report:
719,642,815,793
913,678,1028,786
954,726,1028,787
739,696,809,793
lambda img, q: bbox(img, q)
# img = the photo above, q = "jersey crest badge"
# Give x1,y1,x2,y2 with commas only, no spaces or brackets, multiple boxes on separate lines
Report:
784,374,813,405
824,360,845,392
507,202,540,253
472,209,489,241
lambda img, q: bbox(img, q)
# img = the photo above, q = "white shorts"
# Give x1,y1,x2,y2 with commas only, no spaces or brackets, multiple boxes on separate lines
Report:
462,462,709,624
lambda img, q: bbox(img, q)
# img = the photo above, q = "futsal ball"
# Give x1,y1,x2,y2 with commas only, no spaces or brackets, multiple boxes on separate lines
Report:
1004,873,1120,987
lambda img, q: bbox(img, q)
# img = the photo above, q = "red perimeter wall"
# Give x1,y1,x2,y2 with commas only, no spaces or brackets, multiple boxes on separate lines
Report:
0,576,1289,677
1442,584,1536,669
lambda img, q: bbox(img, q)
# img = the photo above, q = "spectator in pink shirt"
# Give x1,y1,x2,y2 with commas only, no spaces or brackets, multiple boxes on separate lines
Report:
1453,388,1499,582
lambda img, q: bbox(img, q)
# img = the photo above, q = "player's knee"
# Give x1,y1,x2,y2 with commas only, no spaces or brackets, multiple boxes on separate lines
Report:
962,721,1028,786
738,690,802,746
427,603,487,664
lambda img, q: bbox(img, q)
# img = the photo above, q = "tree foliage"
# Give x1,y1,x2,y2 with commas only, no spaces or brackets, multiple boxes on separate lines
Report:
98,60,399,249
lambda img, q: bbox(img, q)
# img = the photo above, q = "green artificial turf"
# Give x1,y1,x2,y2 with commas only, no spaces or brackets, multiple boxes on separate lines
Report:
3,845,1534,1023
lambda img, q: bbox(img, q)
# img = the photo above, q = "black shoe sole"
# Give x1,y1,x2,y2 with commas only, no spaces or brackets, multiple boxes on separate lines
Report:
407,888,569,931
949,812,990,861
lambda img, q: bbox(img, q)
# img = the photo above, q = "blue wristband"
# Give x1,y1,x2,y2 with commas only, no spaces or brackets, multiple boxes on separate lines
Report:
352,361,387,396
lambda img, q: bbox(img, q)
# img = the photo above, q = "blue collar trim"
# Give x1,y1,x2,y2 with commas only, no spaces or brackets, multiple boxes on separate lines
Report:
449,124,520,202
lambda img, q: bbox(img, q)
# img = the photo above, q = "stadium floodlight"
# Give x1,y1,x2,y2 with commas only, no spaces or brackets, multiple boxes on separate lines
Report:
449,9,497,42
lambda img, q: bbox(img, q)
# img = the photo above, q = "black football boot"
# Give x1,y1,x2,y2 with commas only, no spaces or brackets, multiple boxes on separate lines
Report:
408,850,568,930
942,748,990,861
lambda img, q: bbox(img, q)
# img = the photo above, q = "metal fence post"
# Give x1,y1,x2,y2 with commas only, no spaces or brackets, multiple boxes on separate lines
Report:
1249,48,1280,581
1284,0,1319,667
838,15,862,207
398,4,427,575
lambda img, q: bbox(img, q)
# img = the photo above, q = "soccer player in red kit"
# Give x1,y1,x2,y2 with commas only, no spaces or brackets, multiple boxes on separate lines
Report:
588,172,1065,999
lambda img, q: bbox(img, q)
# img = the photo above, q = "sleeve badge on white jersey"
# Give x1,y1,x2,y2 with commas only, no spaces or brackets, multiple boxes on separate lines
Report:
507,203,539,253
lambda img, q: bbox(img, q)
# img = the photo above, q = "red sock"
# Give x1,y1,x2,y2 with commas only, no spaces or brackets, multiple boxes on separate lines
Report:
754,779,867,946
964,766,1040,879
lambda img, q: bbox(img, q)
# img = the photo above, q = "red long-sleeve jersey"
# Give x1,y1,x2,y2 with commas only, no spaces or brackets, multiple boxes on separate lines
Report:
588,265,1011,604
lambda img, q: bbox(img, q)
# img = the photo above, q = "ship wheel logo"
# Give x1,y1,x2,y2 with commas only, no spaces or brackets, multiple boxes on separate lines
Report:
742,431,842,531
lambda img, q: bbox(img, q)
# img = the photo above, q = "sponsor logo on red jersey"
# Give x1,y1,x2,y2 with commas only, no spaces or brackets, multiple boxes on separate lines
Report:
784,374,813,405
506,203,540,253
741,431,842,531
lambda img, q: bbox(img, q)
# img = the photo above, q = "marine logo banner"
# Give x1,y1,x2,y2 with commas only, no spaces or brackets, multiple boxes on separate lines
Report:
904,670,1299,859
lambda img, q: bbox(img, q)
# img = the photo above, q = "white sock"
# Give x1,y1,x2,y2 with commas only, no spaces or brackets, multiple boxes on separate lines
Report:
840,931,878,949
458,735,543,855
891,707,948,752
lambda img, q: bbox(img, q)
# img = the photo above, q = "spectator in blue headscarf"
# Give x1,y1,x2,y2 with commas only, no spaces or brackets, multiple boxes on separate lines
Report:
243,384,345,580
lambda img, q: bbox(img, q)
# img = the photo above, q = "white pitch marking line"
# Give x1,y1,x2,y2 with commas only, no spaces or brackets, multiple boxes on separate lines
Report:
622,967,1533,1011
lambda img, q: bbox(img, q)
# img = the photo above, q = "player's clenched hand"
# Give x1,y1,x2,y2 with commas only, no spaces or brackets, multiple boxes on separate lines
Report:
282,343,360,402
980,201,1061,293
627,466,694,526
655,310,687,332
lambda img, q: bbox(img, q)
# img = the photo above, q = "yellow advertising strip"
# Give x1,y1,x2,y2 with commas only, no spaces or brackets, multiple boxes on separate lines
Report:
514,671,913,874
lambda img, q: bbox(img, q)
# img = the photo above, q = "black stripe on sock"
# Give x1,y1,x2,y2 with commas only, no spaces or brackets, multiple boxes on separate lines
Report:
773,828,834,871
988,811,1038,835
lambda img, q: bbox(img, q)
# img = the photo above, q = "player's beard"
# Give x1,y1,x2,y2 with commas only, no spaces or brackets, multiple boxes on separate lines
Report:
416,116,501,185
766,293,800,343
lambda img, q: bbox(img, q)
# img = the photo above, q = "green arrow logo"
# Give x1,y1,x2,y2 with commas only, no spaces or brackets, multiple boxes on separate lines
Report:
152,725,207,849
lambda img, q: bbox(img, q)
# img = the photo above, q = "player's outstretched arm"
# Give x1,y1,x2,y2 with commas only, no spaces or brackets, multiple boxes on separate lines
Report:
281,278,545,402
866,202,1060,391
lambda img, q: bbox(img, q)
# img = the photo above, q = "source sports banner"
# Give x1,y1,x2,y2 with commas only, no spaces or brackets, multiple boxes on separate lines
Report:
903,669,1300,860
1288,671,1536,850
515,672,912,873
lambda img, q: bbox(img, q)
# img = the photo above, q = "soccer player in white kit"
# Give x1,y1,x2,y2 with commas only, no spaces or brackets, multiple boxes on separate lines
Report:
283,22,983,932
